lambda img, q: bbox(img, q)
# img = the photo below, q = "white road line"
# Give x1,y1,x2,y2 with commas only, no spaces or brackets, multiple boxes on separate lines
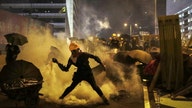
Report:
143,85,151,108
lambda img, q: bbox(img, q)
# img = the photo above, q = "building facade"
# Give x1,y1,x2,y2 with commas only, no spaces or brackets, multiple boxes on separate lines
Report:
167,0,192,37
0,0,67,36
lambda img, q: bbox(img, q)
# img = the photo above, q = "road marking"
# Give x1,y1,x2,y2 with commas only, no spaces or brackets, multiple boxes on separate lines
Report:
143,85,151,108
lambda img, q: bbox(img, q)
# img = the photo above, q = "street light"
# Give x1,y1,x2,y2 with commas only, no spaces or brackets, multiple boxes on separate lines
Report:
124,23,140,35
124,23,132,36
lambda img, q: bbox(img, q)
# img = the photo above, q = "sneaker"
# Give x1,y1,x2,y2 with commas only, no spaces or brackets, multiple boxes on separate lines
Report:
101,95,110,105
59,96,64,100
103,99,110,105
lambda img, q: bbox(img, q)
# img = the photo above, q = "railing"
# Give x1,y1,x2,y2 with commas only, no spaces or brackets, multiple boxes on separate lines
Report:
18,13,66,18
50,23,65,28
0,3,66,9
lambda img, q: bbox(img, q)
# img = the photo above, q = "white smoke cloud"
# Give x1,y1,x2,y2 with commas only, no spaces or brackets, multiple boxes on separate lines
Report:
0,1,163,106
81,4,111,38
0,20,142,107
96,17,111,31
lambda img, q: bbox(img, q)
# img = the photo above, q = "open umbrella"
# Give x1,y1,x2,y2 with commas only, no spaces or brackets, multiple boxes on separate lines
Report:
127,50,153,64
0,60,43,83
4,33,28,45
0,60,43,107
113,51,138,65
113,50,152,65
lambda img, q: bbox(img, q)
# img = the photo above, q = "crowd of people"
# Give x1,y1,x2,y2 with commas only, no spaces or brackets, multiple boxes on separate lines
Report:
108,34,159,52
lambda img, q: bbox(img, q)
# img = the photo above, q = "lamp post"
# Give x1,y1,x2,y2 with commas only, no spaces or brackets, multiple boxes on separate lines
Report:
124,23,139,35
124,23,132,36
154,0,158,35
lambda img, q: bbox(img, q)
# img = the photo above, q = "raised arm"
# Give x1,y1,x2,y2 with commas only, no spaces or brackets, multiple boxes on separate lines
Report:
88,53,105,70
52,58,71,72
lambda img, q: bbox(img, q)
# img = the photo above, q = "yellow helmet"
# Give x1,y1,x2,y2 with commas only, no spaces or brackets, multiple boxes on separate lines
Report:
69,42,80,51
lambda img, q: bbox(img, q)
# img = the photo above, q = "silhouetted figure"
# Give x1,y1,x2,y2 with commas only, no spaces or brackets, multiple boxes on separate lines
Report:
132,37,137,50
5,43,20,64
150,37,159,47
110,38,120,49
52,42,109,105
144,41,150,51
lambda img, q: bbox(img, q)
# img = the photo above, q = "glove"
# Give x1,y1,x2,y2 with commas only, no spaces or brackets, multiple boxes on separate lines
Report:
52,58,58,63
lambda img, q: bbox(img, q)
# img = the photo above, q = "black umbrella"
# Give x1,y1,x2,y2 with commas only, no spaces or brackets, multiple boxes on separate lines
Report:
126,50,153,64
4,33,28,45
113,50,153,65
0,60,43,83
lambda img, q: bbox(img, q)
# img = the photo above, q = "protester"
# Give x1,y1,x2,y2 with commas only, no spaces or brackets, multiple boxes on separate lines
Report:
5,43,20,64
52,42,109,105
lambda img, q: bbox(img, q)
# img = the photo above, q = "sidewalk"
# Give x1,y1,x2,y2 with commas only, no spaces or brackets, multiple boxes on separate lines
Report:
144,84,192,108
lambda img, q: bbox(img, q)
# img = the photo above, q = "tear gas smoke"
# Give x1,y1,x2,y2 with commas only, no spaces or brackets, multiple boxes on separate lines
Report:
0,21,144,106
82,0,155,37
0,29,143,105
0,8,143,105
78,3,111,38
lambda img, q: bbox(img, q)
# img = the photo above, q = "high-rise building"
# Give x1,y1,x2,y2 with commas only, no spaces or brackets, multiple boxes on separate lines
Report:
167,0,192,37
0,0,66,36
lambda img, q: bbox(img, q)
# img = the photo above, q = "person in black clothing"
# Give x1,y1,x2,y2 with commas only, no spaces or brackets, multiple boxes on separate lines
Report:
52,42,109,105
5,43,20,64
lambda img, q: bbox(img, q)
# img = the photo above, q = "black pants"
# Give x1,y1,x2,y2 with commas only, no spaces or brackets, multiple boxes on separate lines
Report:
60,72,104,98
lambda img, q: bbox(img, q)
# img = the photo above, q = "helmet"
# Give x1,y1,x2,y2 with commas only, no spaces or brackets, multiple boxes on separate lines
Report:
69,42,80,51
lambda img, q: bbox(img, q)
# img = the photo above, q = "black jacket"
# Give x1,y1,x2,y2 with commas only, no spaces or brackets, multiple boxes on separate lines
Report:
58,52,103,75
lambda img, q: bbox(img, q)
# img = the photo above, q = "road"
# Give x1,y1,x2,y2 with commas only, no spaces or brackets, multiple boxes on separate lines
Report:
0,90,144,108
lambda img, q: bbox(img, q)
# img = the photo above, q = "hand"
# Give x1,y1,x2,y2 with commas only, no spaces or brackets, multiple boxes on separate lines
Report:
101,64,106,71
52,58,58,63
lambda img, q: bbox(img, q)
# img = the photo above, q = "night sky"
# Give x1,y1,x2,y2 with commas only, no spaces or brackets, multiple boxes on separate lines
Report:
77,0,165,39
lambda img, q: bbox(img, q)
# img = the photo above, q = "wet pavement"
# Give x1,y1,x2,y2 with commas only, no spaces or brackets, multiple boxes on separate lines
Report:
1,82,192,108
0,91,144,108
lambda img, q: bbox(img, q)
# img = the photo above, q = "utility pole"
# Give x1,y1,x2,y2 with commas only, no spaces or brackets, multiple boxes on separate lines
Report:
124,23,132,36
154,0,158,35
130,25,132,36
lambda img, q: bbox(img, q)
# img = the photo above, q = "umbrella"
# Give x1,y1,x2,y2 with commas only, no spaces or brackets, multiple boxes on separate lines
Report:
113,51,138,65
150,47,160,53
0,60,43,83
4,33,28,45
127,50,153,64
